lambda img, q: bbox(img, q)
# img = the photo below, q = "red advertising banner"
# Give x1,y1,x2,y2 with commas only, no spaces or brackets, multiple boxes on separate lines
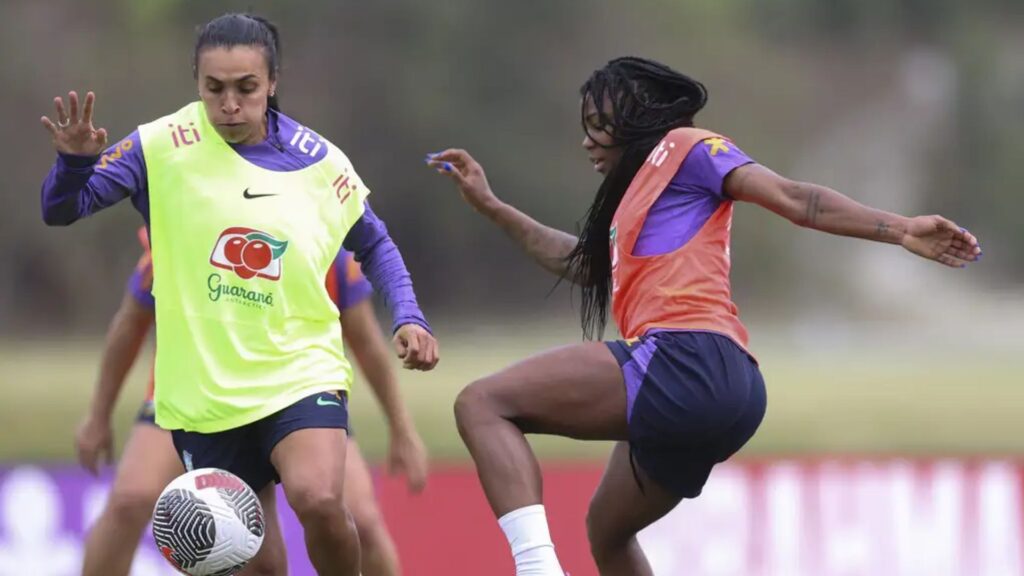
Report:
377,460,1024,576
0,459,1019,575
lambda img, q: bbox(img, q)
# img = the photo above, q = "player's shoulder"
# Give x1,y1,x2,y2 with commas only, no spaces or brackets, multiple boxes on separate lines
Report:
680,129,752,169
273,110,354,169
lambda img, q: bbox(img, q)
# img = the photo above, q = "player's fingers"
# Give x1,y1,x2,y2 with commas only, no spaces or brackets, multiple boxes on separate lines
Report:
948,247,978,261
425,156,466,180
79,448,98,476
393,335,409,359
422,338,439,370
956,228,981,254
409,468,427,493
404,332,421,359
94,127,108,149
950,238,974,253
82,91,95,125
68,91,80,123
937,253,970,268
54,96,68,124
428,148,470,167
415,333,436,370
41,116,59,138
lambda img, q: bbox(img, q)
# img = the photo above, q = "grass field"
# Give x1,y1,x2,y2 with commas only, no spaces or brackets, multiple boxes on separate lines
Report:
1,321,1022,465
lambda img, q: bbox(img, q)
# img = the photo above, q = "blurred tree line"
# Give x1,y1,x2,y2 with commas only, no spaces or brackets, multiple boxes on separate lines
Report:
1,0,1020,335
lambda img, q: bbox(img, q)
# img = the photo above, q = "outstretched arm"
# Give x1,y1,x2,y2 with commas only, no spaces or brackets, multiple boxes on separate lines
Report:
341,300,428,492
40,91,147,225
427,149,580,281
76,290,154,475
725,164,981,267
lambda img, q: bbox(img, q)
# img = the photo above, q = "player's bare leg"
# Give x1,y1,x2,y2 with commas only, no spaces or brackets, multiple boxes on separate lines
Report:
453,342,629,576
586,442,681,576
345,441,401,576
81,424,182,576
274,428,360,576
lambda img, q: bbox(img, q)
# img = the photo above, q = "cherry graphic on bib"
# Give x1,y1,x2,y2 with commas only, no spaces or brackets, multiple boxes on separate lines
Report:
224,237,247,266
241,241,272,271
234,265,258,279
211,228,290,281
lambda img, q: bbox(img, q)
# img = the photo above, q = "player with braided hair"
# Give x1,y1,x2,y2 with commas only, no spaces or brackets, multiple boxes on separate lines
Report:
427,56,980,576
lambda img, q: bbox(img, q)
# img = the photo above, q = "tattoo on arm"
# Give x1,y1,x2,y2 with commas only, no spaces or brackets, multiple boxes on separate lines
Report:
876,221,891,239
491,205,577,279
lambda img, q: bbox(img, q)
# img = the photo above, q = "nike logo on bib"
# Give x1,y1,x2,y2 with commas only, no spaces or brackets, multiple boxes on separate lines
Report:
317,396,342,407
242,188,277,199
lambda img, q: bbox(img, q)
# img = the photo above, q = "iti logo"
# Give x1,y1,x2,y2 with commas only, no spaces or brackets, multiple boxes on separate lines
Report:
332,169,357,205
210,227,289,281
168,122,201,148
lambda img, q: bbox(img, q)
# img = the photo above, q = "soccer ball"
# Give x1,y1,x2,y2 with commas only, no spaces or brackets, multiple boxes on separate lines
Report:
152,468,265,576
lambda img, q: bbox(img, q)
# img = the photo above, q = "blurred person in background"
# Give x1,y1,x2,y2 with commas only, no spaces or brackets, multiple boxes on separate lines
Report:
428,56,981,576
75,228,426,576
39,12,438,574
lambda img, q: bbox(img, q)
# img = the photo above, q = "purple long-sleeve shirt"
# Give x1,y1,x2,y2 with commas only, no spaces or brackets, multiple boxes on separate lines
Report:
41,108,429,333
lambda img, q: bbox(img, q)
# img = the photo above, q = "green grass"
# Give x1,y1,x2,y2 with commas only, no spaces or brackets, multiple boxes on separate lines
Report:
1,324,1022,464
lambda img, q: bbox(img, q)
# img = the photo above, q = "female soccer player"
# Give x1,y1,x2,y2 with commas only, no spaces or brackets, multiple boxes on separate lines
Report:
40,13,437,575
427,56,981,576
76,230,425,576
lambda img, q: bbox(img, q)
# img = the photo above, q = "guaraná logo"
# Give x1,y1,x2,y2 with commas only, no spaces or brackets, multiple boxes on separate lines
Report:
210,227,288,281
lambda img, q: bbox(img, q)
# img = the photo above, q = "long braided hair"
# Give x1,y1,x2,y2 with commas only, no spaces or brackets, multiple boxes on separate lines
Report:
566,57,708,339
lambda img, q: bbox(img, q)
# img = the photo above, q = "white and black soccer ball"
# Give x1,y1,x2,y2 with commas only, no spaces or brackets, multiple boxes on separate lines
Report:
152,468,265,576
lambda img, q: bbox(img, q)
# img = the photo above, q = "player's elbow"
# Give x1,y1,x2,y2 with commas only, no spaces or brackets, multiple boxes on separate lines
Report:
40,198,81,227
41,207,76,226
779,180,816,228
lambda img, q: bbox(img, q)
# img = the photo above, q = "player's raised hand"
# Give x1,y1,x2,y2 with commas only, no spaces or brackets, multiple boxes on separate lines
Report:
41,91,109,156
901,215,982,268
393,323,439,371
426,149,501,215
75,415,114,476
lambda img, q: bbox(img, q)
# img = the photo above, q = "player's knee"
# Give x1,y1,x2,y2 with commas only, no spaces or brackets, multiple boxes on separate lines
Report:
106,485,161,525
453,380,499,433
287,484,346,526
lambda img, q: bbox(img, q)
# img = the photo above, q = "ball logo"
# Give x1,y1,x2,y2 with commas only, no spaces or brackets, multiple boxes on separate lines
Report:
194,471,246,492
210,227,288,281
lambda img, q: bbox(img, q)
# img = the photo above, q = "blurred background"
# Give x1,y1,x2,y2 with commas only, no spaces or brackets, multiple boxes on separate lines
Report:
1,0,1022,574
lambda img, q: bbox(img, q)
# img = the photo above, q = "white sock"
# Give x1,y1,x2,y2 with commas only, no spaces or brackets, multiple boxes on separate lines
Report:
498,505,565,576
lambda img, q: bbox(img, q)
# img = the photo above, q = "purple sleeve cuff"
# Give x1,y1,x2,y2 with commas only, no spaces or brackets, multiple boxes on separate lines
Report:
40,132,149,226
41,154,101,225
60,152,103,170
342,202,432,334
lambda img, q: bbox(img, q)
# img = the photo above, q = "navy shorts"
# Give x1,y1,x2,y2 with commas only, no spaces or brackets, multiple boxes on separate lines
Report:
606,331,766,498
170,391,349,492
